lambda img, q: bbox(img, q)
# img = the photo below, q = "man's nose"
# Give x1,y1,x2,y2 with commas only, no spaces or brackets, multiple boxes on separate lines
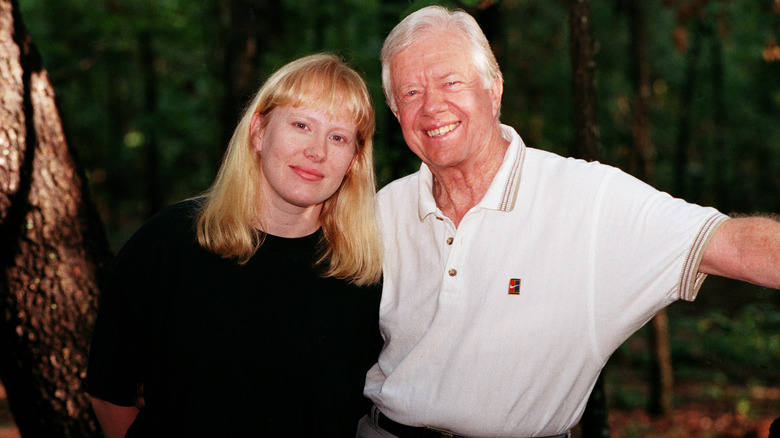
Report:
422,88,446,115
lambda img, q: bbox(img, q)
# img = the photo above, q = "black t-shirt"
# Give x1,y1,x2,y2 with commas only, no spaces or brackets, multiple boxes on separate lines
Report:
85,200,383,437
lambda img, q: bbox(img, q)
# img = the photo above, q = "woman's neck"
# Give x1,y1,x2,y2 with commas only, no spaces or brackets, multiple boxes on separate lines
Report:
257,201,322,238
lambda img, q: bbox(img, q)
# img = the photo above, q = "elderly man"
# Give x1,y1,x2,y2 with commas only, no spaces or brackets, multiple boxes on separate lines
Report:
358,5,780,438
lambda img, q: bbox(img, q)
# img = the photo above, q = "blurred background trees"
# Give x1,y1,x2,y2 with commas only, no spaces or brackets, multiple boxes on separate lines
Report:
17,0,780,248
2,0,779,435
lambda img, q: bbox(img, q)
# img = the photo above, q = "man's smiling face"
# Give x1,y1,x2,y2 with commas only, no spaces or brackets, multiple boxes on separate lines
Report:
389,27,503,174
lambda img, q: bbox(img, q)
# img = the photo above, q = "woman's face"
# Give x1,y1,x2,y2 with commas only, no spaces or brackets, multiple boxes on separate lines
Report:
252,104,358,219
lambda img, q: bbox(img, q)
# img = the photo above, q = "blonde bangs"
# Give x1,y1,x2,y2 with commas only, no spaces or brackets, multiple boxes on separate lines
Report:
261,60,375,150
197,53,382,284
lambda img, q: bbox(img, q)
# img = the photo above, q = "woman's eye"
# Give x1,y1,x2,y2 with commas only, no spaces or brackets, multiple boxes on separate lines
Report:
332,134,353,144
295,122,308,130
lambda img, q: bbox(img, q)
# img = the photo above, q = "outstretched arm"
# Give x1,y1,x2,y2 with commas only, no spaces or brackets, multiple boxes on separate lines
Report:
700,215,780,289
89,396,139,438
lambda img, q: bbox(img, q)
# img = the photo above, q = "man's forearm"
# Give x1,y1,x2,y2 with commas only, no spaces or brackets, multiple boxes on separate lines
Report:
700,215,780,289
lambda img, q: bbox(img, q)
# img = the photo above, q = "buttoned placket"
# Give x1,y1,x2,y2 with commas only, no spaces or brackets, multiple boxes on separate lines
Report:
438,209,482,299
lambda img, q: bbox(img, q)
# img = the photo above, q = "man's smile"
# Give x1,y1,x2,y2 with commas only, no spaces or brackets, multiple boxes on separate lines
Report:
425,122,460,137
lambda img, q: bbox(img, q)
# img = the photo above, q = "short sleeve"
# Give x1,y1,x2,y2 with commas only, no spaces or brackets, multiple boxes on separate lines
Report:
589,168,727,357
84,202,185,405
84,242,148,405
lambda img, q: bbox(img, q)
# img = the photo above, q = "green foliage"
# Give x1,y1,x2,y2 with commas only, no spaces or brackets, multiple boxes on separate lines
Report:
668,302,780,387
496,0,572,156
16,0,780,251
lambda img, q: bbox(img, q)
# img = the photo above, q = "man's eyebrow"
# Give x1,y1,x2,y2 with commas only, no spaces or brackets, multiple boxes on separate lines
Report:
396,73,458,90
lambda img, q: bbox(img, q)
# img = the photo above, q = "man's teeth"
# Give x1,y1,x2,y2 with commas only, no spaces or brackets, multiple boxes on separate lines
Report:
426,122,460,137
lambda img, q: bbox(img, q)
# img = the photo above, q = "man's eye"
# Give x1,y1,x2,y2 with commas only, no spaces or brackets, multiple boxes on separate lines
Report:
295,122,308,130
406,90,418,96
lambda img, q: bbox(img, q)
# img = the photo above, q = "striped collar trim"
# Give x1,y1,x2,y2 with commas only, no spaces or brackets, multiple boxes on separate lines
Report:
417,124,527,219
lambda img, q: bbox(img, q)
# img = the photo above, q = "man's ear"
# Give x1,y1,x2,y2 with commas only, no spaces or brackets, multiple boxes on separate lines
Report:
490,77,503,118
250,111,264,152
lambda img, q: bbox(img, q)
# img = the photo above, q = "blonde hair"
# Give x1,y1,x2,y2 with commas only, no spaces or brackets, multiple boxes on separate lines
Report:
196,53,382,286
380,5,503,113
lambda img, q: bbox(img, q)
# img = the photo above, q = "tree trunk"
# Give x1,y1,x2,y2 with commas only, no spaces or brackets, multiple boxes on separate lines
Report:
709,21,729,212
140,31,162,219
674,17,705,202
469,1,504,64
648,310,674,415
219,0,274,152
568,0,600,162
626,0,654,183
0,0,111,436
567,1,609,436
624,0,674,417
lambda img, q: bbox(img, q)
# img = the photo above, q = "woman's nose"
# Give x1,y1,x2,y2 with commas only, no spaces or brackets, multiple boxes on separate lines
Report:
303,136,327,161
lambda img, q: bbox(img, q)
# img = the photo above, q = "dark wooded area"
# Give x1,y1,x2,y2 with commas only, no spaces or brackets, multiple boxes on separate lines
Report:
1,0,779,436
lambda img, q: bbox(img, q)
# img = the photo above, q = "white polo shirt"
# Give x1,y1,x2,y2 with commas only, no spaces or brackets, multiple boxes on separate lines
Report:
365,125,727,437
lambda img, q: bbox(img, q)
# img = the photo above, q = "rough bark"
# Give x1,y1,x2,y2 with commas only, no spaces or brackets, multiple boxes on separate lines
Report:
0,0,111,436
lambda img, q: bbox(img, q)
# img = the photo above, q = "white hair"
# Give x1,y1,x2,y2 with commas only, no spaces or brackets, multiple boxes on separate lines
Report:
380,5,503,112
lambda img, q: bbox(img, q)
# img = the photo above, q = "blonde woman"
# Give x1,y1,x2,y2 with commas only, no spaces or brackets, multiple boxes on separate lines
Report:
86,54,382,437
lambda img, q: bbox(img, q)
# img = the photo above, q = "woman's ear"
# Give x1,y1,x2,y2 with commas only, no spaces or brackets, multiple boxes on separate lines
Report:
346,152,358,174
250,111,264,152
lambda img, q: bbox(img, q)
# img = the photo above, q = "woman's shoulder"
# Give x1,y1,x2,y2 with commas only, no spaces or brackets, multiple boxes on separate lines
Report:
114,198,204,262
145,198,204,229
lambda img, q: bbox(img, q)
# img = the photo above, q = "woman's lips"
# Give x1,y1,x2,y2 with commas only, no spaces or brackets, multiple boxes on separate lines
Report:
291,165,324,181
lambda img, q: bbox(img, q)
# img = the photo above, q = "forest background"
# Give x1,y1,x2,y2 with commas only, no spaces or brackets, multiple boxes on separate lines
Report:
18,0,780,243
2,0,779,436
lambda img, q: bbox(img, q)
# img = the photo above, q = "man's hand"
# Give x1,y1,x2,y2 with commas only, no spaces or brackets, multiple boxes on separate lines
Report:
89,396,140,438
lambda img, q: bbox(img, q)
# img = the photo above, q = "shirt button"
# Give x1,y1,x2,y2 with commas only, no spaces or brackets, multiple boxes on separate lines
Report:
446,237,454,245
448,269,457,276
